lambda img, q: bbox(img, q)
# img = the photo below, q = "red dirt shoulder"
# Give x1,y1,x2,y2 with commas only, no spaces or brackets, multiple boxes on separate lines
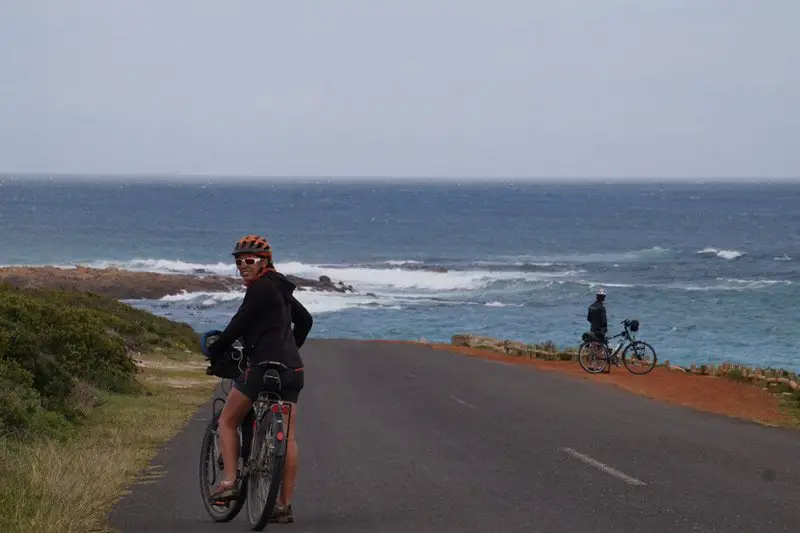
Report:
371,340,795,427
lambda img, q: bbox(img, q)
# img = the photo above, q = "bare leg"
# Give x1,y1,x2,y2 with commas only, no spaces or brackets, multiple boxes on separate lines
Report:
277,402,298,507
218,387,253,484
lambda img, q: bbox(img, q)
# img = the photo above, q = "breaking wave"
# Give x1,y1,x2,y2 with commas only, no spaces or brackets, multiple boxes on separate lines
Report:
696,248,745,260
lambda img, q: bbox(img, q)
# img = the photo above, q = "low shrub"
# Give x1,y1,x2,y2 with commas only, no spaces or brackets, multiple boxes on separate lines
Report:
0,283,201,437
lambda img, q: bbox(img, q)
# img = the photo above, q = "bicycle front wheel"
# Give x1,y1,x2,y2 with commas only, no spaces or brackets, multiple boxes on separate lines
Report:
622,341,657,375
579,341,609,374
246,409,286,531
199,414,246,522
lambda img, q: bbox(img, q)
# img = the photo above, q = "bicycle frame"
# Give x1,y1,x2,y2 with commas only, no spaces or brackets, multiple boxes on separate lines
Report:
603,320,638,356
209,380,291,481
242,378,293,530
247,388,291,470
606,332,630,359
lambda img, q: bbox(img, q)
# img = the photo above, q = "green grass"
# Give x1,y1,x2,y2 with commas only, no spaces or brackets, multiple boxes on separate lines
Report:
0,359,217,533
779,400,800,428
0,282,219,532
768,383,800,427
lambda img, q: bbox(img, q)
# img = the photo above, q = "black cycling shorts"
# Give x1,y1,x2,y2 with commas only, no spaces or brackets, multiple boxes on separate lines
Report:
233,364,305,404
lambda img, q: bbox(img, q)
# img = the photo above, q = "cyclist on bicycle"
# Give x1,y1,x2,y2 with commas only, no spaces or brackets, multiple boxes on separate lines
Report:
206,234,313,523
587,287,608,343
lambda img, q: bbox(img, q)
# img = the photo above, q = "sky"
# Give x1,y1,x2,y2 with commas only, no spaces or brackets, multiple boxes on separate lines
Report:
0,0,798,180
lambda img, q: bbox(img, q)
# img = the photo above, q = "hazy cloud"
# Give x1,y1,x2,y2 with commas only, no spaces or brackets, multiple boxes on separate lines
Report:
1,0,798,179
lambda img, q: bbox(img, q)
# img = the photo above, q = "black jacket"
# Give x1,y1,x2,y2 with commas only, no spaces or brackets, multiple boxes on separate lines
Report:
587,300,607,334
209,271,313,369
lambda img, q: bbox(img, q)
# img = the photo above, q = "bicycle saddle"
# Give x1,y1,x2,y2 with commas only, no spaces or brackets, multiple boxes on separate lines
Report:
254,360,290,372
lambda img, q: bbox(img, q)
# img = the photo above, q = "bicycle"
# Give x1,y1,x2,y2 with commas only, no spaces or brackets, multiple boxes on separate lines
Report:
578,318,657,375
198,331,293,531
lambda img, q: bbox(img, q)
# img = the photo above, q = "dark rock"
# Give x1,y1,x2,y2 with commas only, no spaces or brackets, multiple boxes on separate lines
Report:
285,273,355,293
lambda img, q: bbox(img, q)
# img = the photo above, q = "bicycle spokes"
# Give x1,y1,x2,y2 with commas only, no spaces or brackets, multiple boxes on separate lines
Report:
590,346,606,370
246,410,286,530
629,345,649,364
579,341,610,374
199,417,246,522
622,341,657,375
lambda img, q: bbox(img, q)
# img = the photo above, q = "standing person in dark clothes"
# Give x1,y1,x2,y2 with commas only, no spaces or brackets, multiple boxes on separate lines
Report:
587,287,608,343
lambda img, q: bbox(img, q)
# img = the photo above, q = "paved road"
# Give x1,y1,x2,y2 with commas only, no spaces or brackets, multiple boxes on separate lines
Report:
109,339,799,532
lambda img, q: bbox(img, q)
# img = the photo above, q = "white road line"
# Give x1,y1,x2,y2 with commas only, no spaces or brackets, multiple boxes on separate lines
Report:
560,447,647,486
404,371,418,378
450,396,477,409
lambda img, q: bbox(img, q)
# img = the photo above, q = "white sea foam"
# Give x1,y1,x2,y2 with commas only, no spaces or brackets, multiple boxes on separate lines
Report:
159,289,245,303
84,258,237,276
383,259,424,266
696,248,745,260
492,247,672,264
484,301,524,308
278,261,578,292
294,291,402,314
710,278,792,290
57,258,577,293
575,278,791,292
154,287,391,314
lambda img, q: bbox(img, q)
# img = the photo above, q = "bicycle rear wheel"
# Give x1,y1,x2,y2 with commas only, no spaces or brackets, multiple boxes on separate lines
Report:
579,341,609,374
622,341,657,375
199,414,246,522
246,408,286,531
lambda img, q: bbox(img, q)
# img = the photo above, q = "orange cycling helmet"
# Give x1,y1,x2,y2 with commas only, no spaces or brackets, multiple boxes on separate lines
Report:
232,234,272,257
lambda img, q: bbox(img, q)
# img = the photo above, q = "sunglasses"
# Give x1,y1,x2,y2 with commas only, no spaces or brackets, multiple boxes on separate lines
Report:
235,257,263,267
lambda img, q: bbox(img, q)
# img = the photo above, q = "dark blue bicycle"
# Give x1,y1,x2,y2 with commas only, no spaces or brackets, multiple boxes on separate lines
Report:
578,319,657,375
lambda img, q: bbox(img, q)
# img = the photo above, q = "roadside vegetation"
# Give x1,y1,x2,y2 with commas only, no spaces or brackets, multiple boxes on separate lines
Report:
0,283,217,533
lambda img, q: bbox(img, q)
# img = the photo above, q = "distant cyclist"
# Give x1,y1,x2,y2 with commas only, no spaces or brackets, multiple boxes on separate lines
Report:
587,287,608,343
206,234,313,524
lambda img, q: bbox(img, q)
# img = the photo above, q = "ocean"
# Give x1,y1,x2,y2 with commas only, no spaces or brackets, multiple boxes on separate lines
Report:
1,177,799,372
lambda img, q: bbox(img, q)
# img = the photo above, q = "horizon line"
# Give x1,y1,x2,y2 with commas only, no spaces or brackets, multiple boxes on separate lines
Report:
1,171,799,184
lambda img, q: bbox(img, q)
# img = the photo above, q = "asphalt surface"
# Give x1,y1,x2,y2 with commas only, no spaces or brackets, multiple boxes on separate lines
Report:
108,339,800,532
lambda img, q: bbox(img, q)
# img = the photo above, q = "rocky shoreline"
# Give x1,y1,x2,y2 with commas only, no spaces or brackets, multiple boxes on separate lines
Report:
0,265,356,300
